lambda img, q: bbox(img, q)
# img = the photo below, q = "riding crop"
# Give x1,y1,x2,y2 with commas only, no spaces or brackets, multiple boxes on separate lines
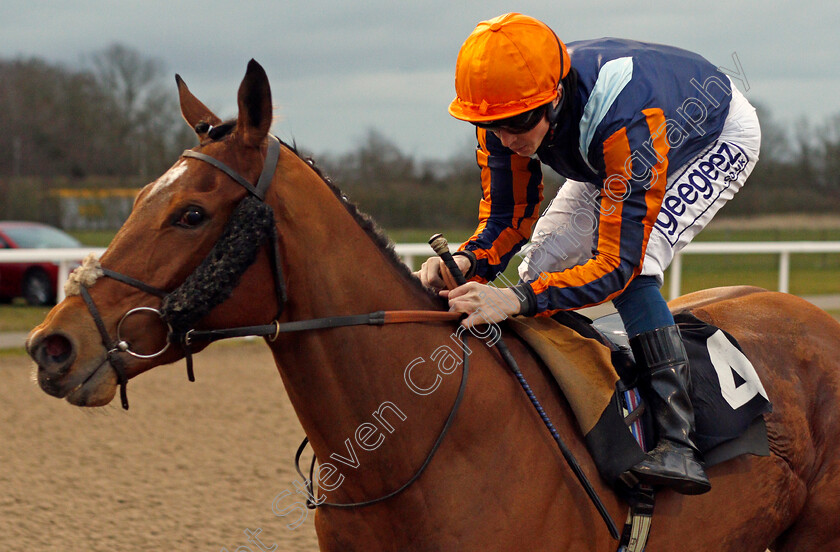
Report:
429,233,620,540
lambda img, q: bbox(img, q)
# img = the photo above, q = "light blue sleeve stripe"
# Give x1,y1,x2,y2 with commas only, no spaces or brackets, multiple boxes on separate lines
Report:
578,56,634,172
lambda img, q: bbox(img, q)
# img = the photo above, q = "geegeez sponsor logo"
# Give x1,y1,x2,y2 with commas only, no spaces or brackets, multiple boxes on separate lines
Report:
656,141,749,244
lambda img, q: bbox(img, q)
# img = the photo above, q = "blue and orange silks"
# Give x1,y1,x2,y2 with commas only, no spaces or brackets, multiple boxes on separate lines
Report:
458,38,733,316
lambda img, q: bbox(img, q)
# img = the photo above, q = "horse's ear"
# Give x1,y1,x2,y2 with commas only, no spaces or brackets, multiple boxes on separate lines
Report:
236,59,273,148
176,74,222,141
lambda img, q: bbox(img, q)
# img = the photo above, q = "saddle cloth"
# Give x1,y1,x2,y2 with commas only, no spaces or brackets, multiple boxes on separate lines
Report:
506,312,772,485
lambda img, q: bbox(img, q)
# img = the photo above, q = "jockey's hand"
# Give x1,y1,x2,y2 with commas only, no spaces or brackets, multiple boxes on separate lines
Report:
441,282,521,327
414,255,472,291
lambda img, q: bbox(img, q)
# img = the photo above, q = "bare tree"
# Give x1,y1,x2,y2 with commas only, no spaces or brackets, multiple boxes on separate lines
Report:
88,44,190,176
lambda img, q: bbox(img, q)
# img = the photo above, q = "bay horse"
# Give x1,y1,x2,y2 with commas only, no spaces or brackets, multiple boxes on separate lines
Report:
26,60,840,551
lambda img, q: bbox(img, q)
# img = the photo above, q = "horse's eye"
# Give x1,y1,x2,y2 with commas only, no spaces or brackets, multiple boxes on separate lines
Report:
176,207,206,228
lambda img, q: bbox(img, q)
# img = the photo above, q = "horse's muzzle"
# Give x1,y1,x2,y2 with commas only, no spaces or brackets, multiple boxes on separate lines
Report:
28,331,76,388
27,330,116,406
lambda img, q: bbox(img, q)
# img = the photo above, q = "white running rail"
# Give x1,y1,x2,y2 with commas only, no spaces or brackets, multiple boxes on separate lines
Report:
2,242,839,302
665,241,840,300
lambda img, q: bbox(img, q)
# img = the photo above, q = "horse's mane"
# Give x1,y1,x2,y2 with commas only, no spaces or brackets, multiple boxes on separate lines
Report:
282,139,447,307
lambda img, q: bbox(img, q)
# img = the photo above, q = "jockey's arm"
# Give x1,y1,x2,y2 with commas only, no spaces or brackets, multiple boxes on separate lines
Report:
416,128,543,290
457,128,544,282
509,109,671,317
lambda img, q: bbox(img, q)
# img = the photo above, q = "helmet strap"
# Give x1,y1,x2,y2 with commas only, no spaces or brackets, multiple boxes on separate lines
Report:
547,32,567,137
547,83,566,128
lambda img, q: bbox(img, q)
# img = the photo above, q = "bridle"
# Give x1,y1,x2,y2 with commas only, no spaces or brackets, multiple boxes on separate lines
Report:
76,134,283,407
71,132,468,513
75,133,459,409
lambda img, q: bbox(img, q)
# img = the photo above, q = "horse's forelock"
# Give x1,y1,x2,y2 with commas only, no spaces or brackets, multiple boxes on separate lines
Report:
207,120,236,141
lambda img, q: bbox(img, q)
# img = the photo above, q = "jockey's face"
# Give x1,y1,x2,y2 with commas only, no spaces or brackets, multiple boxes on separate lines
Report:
492,117,550,157
480,92,561,157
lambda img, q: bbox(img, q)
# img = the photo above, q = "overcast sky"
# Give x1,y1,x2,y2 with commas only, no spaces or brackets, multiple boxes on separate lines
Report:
2,0,838,160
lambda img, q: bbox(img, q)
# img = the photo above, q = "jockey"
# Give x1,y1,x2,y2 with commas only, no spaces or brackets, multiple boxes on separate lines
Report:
416,13,761,495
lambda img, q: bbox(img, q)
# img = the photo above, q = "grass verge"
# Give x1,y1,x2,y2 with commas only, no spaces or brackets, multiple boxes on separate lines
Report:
0,302,51,333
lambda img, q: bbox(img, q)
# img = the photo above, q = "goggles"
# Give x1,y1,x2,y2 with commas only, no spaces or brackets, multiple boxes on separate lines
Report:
473,104,548,134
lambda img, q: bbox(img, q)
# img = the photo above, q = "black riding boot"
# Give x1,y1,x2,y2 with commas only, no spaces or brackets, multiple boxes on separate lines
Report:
627,325,711,495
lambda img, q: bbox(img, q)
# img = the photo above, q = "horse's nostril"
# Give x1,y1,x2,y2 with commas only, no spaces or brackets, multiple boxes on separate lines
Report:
43,334,73,365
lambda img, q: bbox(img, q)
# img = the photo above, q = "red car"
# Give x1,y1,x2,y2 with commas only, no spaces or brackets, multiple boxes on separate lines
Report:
0,222,83,305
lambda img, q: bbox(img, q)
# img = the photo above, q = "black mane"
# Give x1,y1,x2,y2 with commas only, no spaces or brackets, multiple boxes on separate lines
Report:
280,139,447,307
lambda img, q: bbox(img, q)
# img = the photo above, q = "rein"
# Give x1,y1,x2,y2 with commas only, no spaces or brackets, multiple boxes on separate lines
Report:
182,310,459,345
295,332,470,509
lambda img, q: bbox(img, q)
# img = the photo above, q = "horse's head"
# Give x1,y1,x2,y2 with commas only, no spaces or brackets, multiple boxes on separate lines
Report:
26,60,285,408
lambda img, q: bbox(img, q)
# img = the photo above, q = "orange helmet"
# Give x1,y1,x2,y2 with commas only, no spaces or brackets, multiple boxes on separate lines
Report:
448,13,571,123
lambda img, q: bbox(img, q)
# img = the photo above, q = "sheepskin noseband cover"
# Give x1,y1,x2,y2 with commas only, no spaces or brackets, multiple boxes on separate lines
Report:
161,195,276,334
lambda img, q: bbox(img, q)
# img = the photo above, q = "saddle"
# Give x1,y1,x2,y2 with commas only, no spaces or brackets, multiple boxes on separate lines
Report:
506,310,772,486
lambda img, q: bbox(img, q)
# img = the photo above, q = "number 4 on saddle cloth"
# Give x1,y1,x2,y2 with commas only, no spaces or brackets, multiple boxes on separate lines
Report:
506,311,772,488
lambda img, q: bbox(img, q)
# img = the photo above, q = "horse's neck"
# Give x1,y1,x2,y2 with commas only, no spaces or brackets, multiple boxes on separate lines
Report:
266,176,456,497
